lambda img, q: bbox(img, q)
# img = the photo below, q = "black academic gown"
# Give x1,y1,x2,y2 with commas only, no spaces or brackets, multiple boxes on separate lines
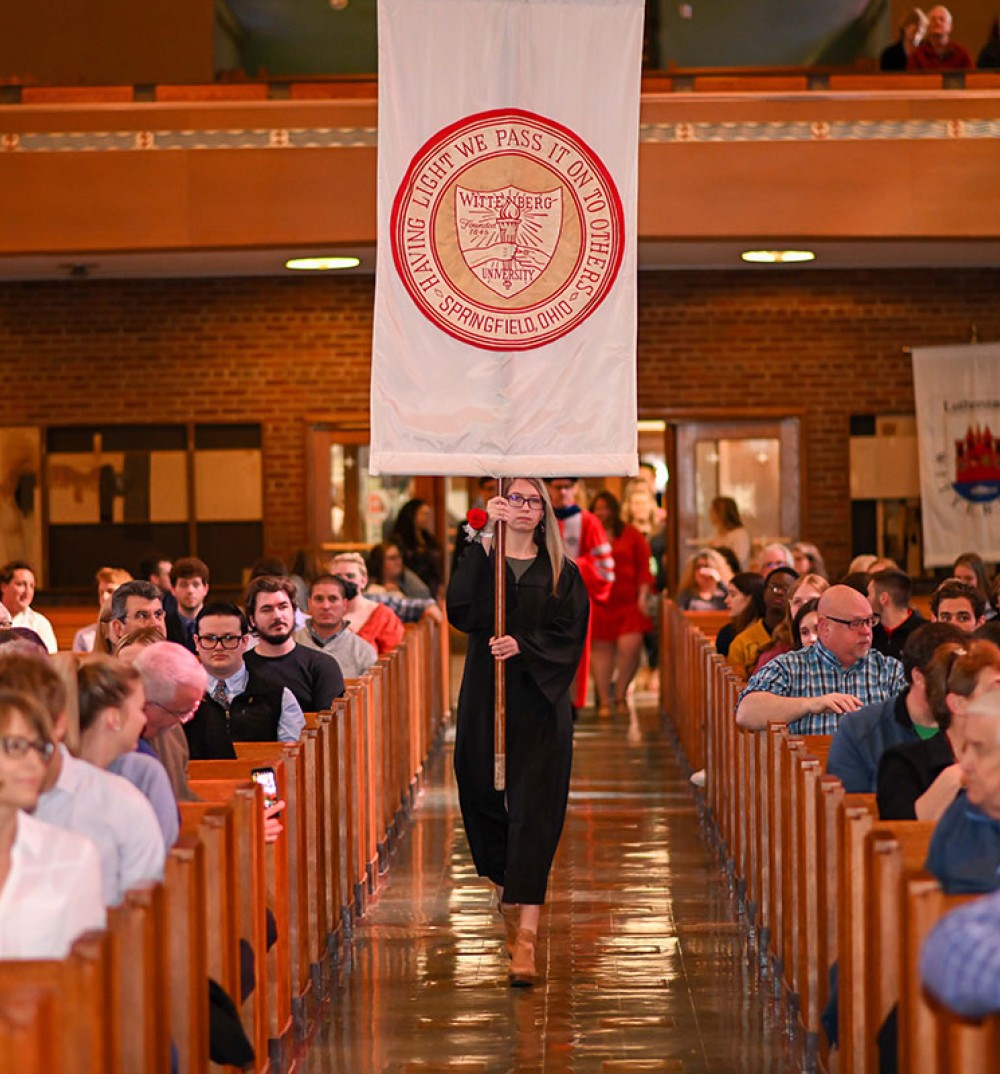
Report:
446,541,589,904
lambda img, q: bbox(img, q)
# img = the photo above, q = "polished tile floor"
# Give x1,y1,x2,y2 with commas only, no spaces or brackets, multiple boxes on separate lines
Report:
305,701,799,1073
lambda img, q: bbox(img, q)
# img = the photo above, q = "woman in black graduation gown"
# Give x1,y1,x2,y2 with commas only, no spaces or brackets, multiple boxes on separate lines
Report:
447,476,589,986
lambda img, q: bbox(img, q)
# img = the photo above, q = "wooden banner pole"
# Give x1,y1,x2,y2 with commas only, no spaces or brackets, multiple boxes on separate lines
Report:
493,475,506,792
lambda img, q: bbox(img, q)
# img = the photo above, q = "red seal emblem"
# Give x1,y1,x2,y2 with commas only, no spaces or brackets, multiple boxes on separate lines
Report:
391,108,624,352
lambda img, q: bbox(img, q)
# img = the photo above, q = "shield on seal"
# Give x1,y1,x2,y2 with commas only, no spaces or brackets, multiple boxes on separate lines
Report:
455,185,562,299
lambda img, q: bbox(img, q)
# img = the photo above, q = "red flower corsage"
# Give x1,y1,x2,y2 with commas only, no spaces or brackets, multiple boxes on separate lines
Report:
463,507,493,544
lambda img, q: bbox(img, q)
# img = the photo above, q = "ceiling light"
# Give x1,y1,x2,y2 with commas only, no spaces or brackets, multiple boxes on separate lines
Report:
285,256,361,271
741,250,816,265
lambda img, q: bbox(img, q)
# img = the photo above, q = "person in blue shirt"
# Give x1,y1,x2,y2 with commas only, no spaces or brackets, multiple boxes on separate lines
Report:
736,585,904,736
921,887,1000,1018
925,688,1000,894
827,621,963,792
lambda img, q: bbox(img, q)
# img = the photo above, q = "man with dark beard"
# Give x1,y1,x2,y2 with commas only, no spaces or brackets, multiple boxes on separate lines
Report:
243,576,345,712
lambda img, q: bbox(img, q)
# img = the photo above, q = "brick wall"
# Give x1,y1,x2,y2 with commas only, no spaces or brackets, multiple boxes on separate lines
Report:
2,268,998,579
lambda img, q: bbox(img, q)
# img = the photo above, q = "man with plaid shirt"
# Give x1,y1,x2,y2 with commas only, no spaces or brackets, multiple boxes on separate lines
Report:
736,584,904,735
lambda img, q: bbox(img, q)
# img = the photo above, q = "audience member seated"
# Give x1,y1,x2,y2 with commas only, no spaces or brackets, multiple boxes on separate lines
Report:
248,557,308,628
76,656,178,849
293,575,378,679
368,542,432,599
921,886,1000,1017
925,688,1000,893
791,541,828,581
107,580,168,649
715,572,764,660
139,553,177,615
244,576,345,712
390,498,444,598
908,4,973,68
706,496,751,570
0,560,57,654
978,14,1000,67
848,554,877,574
0,651,166,906
133,642,207,803
727,567,797,679
675,548,730,612
73,566,132,653
791,599,820,650
736,585,905,734
757,543,794,575
166,556,210,653
868,567,925,659
0,689,106,959
0,627,48,655
880,6,928,70
328,552,407,654
952,550,994,618
931,577,985,631
827,622,962,792
753,572,828,672
186,601,304,758
877,638,1000,819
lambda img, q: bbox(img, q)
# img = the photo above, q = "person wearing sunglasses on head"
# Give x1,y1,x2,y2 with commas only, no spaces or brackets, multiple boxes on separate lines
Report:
736,584,905,736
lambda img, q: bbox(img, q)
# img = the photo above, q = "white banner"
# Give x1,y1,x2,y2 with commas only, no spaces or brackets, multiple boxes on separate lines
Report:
912,342,1000,566
371,0,643,477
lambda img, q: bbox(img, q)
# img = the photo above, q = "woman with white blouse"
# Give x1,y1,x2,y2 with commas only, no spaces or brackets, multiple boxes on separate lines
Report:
0,689,105,959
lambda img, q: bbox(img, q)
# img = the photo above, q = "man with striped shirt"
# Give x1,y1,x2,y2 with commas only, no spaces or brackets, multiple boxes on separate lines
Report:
735,584,904,735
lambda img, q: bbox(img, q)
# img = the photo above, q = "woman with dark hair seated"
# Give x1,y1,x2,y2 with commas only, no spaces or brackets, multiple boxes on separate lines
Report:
715,573,765,659
367,541,432,599
390,498,444,598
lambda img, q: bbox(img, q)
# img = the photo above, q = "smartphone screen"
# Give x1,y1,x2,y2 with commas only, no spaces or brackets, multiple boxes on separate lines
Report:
251,766,278,810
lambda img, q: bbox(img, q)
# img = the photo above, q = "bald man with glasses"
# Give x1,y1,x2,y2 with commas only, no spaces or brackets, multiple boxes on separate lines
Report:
736,585,905,735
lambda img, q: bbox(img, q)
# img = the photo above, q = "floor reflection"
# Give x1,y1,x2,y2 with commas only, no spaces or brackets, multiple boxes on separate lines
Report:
305,701,798,1074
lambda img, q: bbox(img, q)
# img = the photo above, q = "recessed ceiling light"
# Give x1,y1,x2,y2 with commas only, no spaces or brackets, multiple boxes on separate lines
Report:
285,256,361,271
741,250,816,265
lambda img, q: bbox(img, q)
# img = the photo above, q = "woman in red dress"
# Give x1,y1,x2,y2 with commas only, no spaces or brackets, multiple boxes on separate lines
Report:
588,491,654,717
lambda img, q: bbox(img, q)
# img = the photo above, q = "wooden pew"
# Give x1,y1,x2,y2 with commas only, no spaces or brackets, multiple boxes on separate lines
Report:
163,833,210,1074
900,879,1000,1074
837,794,877,1074
188,763,291,1061
107,881,171,1074
0,931,115,1074
862,821,935,1074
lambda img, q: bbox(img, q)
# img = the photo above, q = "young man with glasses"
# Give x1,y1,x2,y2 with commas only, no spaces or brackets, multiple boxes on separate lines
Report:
736,584,905,735
184,602,304,758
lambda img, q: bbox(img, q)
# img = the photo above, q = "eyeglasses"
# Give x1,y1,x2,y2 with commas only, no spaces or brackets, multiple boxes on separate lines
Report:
145,698,201,724
196,633,244,650
0,734,55,761
507,492,544,510
824,613,880,631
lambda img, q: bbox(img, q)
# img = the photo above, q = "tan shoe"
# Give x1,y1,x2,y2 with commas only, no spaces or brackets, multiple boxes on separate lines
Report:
502,904,520,958
509,928,538,987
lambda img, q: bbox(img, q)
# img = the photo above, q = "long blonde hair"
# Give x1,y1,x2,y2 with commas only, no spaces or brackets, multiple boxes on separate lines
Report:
505,478,564,594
